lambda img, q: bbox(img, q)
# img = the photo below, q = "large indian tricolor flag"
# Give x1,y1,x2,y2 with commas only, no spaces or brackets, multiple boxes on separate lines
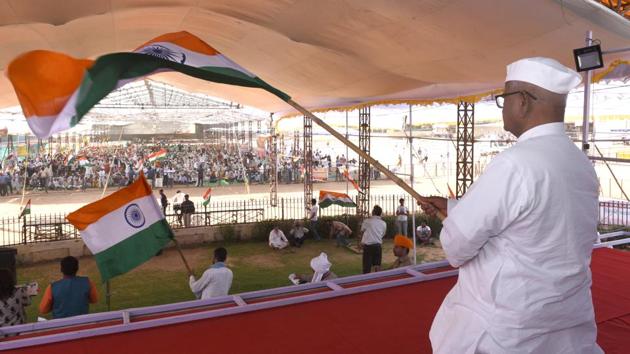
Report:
66,174,173,281
318,190,357,208
147,148,167,162
7,31,290,139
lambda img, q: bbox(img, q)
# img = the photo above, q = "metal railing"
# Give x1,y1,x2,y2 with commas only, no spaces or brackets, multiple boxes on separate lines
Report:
599,200,630,228
2,196,626,247
0,193,415,246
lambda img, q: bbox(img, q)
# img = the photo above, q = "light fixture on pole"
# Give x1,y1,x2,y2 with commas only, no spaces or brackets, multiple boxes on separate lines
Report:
573,44,604,72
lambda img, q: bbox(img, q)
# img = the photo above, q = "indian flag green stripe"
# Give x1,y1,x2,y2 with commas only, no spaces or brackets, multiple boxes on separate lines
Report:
319,199,357,208
72,53,290,126
93,219,173,282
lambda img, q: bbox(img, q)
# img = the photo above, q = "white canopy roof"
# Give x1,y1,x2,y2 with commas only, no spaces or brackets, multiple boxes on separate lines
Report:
0,0,629,116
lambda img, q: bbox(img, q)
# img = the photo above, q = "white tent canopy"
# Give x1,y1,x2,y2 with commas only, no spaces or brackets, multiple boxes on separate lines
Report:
0,0,629,116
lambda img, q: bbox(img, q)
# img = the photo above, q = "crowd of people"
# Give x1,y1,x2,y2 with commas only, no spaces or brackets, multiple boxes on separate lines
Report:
0,141,368,196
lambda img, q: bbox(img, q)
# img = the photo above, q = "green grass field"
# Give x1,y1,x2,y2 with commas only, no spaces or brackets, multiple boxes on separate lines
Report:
17,238,444,323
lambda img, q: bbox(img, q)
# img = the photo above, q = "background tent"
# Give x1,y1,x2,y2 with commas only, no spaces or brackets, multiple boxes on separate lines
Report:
0,0,629,116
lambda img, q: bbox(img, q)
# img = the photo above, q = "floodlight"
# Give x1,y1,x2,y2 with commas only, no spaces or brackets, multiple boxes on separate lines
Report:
573,44,603,72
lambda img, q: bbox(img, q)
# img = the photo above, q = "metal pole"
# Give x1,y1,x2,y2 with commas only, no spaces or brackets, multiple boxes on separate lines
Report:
286,99,445,220
106,281,111,311
582,30,593,154
409,105,417,265
345,111,349,197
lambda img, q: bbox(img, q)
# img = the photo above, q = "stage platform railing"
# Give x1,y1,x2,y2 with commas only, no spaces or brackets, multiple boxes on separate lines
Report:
2,232,629,350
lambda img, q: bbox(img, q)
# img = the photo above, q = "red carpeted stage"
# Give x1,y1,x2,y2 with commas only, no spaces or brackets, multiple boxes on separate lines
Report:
2,242,630,354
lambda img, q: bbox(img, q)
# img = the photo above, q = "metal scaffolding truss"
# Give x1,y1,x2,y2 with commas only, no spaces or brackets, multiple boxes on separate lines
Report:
456,101,475,198
97,80,235,110
303,115,314,216
248,121,253,148
357,107,371,219
270,125,278,207
293,130,300,156
59,79,267,128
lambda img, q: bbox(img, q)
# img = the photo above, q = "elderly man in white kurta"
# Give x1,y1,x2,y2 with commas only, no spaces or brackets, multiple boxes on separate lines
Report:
422,57,602,354
269,226,289,250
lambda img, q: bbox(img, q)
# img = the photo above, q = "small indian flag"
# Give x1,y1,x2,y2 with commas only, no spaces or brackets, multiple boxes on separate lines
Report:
202,188,212,206
19,199,31,218
318,190,357,209
147,149,167,162
342,169,362,193
65,154,75,166
7,31,290,139
77,155,90,166
66,174,173,282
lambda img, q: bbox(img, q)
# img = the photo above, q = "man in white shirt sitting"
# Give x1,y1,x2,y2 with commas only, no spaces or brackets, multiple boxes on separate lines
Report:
269,226,289,250
189,247,233,300
292,252,337,284
415,221,432,245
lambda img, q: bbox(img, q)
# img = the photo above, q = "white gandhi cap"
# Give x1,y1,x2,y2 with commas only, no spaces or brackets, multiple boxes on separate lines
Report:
506,57,582,94
310,252,331,273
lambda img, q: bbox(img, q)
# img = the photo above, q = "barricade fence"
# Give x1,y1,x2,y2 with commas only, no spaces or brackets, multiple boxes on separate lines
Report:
1,196,627,246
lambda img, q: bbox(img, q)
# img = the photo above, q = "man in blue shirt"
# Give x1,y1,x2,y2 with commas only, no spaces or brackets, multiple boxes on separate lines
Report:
39,256,98,319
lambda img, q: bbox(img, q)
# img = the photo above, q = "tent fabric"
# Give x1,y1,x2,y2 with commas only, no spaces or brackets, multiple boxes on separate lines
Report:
4,248,630,353
0,0,629,116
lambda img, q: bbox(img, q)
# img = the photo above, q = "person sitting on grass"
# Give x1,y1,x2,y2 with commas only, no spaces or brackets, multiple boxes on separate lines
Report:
189,247,233,300
39,256,99,319
269,226,289,250
329,220,352,247
0,269,38,327
289,220,309,248
292,252,337,284
416,221,432,245
391,235,413,269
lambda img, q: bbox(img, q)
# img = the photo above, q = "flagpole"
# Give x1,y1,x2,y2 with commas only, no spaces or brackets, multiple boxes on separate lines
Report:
172,236,194,277
345,111,349,197
99,127,124,311
285,99,445,221
409,106,417,265
101,128,124,198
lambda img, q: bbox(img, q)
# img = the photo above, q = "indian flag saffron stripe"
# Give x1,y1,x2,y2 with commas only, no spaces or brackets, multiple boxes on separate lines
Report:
7,31,291,139
318,190,357,209
202,188,212,206
66,174,173,281
147,149,167,162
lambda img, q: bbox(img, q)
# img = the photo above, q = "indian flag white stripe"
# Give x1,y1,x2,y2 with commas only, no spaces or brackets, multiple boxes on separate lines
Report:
80,195,163,254
136,42,255,77
318,190,356,208
67,175,173,281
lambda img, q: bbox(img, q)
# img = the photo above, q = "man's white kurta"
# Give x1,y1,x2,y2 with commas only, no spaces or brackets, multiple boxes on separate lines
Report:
189,265,233,300
430,123,602,354
269,229,289,248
